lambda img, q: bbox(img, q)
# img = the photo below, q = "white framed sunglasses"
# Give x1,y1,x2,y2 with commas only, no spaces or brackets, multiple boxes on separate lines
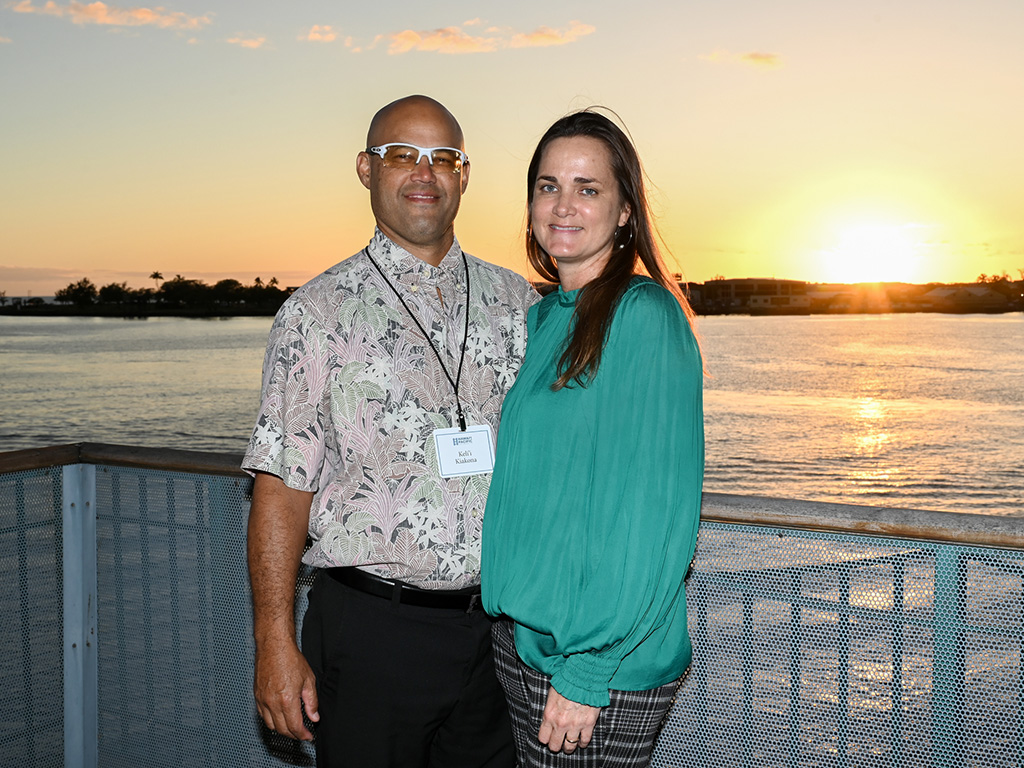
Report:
366,143,468,174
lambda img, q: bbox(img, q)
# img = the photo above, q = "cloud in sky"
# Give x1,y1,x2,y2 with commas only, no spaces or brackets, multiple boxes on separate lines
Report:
227,35,266,49
385,26,497,54
375,19,594,55
701,49,783,68
741,51,782,67
0,35,12,42
508,21,594,49
11,1,211,30
304,24,335,42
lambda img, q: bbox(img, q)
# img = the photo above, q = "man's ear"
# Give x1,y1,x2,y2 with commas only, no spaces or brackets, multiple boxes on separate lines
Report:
460,160,470,194
356,151,372,190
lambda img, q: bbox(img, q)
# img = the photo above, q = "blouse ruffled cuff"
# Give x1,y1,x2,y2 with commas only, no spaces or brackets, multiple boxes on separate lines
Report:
549,653,620,708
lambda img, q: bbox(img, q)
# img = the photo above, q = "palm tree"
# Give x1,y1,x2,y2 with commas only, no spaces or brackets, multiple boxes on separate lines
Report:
150,271,164,289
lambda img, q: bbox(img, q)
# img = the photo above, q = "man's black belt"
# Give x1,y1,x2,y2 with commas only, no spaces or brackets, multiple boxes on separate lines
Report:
327,567,482,612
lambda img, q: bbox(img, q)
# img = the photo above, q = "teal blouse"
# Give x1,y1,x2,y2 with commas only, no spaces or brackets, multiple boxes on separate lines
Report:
482,278,704,708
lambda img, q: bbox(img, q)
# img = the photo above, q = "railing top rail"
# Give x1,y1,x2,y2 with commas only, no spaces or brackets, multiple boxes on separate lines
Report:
1,444,1020,549
0,443,246,477
701,491,1023,550
0,444,81,472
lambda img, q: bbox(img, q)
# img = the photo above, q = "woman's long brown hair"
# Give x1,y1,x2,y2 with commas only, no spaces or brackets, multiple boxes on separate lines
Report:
526,109,698,390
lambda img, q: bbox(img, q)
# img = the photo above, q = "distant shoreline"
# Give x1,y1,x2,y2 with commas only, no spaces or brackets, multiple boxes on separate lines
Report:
2,304,1020,319
4,276,1022,317
0,304,279,318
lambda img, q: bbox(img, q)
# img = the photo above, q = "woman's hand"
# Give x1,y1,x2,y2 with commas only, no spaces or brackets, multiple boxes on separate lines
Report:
538,686,601,753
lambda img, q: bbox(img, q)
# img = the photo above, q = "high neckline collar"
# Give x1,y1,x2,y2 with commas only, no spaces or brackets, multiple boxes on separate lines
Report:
367,228,465,280
557,283,581,307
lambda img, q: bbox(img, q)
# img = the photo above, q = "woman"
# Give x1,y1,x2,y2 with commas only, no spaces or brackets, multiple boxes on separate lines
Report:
482,110,704,767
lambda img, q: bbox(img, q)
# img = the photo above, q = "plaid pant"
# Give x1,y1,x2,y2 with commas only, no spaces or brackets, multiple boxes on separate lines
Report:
491,619,680,768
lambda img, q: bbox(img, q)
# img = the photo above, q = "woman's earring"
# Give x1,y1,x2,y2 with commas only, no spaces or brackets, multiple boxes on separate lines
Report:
616,223,634,251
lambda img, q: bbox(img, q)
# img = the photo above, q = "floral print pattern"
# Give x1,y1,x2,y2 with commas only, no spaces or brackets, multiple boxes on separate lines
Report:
243,230,537,588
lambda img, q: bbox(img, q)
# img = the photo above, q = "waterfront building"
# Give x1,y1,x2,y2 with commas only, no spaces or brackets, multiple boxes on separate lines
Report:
702,277,810,314
922,284,1012,312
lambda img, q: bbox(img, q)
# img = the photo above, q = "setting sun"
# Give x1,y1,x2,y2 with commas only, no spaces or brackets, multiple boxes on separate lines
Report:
817,222,928,283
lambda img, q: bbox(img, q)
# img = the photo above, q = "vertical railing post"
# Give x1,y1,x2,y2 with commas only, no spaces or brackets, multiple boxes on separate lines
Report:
209,474,260,765
63,464,97,768
891,555,906,768
932,545,962,768
691,572,709,748
741,592,754,768
787,570,801,768
838,565,851,762
15,475,40,764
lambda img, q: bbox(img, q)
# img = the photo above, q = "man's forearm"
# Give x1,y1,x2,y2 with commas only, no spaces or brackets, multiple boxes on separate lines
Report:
247,472,314,646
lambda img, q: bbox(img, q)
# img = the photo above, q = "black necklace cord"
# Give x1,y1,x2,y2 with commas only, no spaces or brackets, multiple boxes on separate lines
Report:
363,247,472,431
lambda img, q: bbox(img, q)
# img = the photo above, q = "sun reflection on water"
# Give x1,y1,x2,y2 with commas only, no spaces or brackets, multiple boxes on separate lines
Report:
848,396,894,462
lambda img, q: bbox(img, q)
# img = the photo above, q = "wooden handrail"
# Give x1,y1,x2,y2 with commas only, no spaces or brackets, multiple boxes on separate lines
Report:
1,443,1021,549
700,492,1024,551
0,443,246,477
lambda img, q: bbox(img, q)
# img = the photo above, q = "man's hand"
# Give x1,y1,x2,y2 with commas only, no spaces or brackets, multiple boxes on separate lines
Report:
254,638,319,740
248,472,316,741
538,686,601,754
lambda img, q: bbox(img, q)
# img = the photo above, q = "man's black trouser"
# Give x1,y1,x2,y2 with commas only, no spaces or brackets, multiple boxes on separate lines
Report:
301,569,515,768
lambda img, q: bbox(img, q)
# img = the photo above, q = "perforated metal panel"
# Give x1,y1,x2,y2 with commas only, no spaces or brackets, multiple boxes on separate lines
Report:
651,524,1023,768
4,462,1022,768
0,468,64,767
93,465,316,768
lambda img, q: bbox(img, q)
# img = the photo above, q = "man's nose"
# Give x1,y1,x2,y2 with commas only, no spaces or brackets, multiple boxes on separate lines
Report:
409,154,437,181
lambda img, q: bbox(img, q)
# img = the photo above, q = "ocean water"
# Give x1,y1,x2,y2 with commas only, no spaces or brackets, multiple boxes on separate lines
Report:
699,313,1023,516
1,312,1021,516
0,315,272,454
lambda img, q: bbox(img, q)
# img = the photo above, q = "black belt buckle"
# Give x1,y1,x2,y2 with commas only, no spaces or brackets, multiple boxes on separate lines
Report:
465,593,480,614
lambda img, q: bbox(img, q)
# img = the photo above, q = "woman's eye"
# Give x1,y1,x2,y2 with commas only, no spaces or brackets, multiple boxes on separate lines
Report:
580,188,597,196
539,184,557,193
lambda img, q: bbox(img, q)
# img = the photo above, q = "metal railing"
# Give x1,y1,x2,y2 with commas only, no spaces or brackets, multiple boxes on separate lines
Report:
1,444,1021,768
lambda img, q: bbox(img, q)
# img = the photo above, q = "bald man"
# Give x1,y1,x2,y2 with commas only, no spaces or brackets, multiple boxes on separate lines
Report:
244,95,536,767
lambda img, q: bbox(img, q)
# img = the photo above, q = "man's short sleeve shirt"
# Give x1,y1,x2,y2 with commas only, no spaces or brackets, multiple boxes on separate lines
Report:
243,231,537,588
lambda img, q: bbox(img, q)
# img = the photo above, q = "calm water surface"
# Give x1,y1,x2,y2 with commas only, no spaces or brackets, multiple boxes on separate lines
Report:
1,313,1021,515
0,316,272,453
700,313,1023,516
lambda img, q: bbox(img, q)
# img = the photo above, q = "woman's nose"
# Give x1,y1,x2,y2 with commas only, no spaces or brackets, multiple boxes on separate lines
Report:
553,192,574,216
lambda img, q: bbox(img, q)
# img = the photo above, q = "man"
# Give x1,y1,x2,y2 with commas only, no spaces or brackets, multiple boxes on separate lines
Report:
243,95,536,767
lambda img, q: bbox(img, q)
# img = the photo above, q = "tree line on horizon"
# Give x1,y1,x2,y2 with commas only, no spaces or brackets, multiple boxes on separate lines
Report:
0,268,1021,311
975,270,1023,284
0,271,292,310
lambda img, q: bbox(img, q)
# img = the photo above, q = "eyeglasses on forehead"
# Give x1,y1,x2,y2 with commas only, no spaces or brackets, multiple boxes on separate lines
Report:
366,143,468,173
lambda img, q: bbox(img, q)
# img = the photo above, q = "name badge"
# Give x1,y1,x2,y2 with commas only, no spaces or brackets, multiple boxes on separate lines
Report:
433,424,495,478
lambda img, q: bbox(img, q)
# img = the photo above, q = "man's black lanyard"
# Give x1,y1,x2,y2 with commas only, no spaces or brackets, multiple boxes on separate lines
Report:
363,247,472,431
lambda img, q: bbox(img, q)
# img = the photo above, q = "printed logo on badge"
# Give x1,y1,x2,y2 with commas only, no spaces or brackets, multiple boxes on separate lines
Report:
433,424,495,478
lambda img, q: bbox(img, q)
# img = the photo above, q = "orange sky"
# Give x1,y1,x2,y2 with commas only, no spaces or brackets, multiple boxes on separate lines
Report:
2,1,1023,296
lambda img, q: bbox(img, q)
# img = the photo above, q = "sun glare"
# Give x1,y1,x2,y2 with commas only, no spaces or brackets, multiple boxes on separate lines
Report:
817,222,927,283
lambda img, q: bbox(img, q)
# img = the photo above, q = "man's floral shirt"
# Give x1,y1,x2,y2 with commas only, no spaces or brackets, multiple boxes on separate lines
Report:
243,230,537,588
